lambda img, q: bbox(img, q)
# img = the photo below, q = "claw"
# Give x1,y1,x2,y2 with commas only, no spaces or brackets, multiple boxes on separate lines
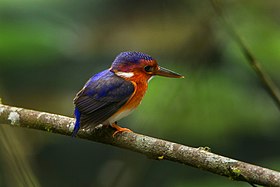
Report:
111,123,132,137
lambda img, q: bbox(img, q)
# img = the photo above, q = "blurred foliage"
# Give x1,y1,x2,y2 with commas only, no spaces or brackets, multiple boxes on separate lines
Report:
0,0,280,187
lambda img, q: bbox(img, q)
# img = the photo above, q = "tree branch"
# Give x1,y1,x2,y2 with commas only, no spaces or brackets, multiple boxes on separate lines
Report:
0,104,280,187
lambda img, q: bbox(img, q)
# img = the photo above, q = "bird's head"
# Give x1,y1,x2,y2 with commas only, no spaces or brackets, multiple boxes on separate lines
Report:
110,51,184,81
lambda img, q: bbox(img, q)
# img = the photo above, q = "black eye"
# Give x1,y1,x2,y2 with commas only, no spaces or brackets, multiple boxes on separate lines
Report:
144,66,153,72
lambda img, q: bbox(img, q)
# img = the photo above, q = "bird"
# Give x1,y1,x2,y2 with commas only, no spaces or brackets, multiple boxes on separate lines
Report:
72,51,184,137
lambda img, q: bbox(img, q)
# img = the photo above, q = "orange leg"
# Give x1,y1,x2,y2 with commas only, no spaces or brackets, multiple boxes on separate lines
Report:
111,122,132,137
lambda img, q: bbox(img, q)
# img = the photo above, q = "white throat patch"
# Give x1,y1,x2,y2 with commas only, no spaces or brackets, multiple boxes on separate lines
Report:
115,71,134,78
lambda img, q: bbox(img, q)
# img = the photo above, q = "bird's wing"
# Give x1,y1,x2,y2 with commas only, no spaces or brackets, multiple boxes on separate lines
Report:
74,70,135,128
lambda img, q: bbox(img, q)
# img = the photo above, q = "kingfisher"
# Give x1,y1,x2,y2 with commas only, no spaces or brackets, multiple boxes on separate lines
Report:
72,51,183,137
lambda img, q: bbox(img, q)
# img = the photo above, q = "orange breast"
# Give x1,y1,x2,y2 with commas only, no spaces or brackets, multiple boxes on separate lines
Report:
123,81,147,110
108,73,150,123
121,72,150,111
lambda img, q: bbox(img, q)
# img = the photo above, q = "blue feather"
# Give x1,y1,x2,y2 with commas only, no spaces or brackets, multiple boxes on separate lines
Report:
112,51,154,67
73,69,135,130
72,52,153,133
72,107,81,137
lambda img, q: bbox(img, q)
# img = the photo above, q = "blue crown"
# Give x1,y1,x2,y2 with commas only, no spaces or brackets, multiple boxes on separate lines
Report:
112,51,154,68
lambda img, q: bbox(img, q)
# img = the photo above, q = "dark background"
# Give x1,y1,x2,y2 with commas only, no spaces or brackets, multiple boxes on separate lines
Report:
0,0,279,186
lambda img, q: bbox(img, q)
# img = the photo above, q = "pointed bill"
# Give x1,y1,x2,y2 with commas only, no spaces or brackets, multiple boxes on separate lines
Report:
154,66,184,78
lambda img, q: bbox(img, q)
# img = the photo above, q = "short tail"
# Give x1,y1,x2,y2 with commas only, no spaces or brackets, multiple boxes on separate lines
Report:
72,108,81,137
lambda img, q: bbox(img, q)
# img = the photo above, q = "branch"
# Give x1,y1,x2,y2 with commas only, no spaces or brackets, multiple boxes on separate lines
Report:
0,104,280,187
211,0,280,111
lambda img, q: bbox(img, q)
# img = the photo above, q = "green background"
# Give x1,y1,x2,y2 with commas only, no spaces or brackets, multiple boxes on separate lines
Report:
0,0,279,186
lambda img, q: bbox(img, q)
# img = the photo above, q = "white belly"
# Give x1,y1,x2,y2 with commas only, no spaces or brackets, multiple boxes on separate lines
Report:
108,109,135,124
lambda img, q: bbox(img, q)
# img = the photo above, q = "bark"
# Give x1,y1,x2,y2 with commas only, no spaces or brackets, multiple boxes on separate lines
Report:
0,104,280,187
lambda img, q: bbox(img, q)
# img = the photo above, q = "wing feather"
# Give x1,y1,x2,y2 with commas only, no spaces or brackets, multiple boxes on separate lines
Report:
74,70,135,128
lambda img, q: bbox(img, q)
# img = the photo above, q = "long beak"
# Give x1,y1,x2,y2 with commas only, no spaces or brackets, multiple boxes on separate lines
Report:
154,66,184,78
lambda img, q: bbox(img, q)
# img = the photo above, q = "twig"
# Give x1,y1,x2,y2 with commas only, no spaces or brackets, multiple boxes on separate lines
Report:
210,0,280,110
0,104,279,186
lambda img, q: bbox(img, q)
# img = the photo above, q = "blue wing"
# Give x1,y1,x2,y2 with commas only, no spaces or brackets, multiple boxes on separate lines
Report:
72,70,134,136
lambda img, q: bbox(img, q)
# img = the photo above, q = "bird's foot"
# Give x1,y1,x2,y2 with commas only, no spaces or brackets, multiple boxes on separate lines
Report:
111,123,132,137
